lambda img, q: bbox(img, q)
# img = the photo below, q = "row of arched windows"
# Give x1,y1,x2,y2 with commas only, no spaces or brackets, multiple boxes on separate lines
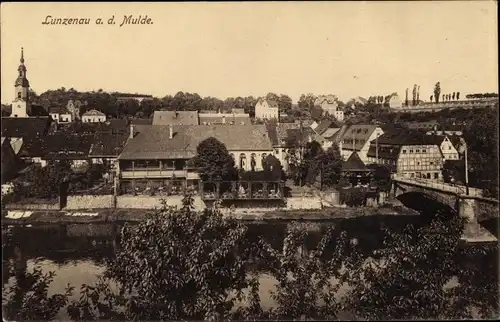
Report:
229,153,268,170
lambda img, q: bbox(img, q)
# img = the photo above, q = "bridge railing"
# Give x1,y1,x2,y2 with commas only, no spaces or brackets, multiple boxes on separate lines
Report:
391,174,483,197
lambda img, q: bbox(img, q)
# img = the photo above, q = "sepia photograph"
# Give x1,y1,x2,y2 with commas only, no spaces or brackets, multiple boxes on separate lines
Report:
1,1,498,320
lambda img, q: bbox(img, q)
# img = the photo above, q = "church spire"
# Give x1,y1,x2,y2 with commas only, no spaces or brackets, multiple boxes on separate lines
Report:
20,47,25,64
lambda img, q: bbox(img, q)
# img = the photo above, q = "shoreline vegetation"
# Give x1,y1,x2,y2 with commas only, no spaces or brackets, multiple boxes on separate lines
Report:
2,194,498,321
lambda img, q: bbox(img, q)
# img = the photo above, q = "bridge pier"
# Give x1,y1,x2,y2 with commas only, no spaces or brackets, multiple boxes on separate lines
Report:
458,197,497,243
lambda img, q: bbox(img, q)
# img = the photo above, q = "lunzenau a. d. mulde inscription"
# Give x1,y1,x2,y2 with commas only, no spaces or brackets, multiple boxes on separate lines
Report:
41,15,153,27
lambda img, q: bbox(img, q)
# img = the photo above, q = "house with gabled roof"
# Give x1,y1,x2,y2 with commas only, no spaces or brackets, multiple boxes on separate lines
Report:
49,105,72,123
366,128,444,180
341,152,372,186
314,95,344,121
82,109,106,123
255,98,279,120
339,124,384,163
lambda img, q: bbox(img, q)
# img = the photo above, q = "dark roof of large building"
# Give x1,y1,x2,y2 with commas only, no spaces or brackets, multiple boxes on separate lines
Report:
375,128,441,146
366,145,401,160
1,117,51,140
18,133,94,159
152,111,199,126
130,118,152,125
119,125,273,160
342,152,370,172
89,132,129,157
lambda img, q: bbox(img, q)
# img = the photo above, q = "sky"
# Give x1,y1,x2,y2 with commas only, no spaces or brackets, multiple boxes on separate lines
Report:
1,1,498,104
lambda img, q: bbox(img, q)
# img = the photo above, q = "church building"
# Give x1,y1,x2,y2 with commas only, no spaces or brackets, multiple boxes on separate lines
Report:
10,48,32,118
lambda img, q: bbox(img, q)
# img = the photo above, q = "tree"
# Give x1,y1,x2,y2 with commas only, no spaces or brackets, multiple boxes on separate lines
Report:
412,84,417,106
317,144,343,188
452,92,456,101
430,95,433,102
262,154,285,182
67,196,264,320
434,82,441,103
192,137,238,183
278,94,293,115
297,94,317,113
463,107,499,194
310,105,323,121
235,224,358,321
457,92,460,100
416,85,420,103
2,265,73,321
405,88,409,107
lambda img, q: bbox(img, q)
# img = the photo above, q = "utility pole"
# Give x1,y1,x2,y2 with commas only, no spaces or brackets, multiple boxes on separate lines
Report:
375,132,379,163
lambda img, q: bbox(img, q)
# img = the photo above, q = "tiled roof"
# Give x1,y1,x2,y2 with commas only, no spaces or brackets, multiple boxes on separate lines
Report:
257,99,279,109
342,152,370,172
109,119,129,133
83,109,105,116
19,133,94,159
366,145,401,160
375,128,435,146
321,127,340,139
199,113,251,125
119,125,273,160
232,108,245,114
152,111,199,125
1,117,51,140
265,123,279,146
89,133,129,157
341,124,379,151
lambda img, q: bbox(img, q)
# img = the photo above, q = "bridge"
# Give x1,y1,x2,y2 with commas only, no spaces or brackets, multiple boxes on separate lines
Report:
391,174,498,243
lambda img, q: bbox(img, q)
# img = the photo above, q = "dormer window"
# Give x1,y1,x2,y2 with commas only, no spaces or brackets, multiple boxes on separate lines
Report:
18,92,21,98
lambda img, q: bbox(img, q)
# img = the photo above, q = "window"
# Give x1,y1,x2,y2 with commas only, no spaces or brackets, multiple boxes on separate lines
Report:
17,93,21,98
417,162,420,166
416,149,420,153
422,149,426,153
402,149,407,154
410,149,414,153
430,162,434,165
434,173,439,179
448,146,452,150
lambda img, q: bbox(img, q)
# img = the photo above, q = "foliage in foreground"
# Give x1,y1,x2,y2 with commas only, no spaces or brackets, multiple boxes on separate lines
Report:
3,195,499,321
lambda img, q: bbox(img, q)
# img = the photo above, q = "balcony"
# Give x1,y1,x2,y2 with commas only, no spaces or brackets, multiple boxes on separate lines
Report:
120,168,189,179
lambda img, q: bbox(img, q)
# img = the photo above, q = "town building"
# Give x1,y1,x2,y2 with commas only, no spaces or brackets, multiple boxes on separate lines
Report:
339,124,384,163
314,95,344,122
341,152,372,187
425,134,460,160
49,106,72,123
310,119,342,151
10,48,32,118
266,122,312,172
82,109,106,123
366,129,444,180
117,124,274,192
255,99,279,120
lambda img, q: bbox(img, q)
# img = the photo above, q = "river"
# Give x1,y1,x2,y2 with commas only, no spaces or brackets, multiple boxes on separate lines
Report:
2,198,498,320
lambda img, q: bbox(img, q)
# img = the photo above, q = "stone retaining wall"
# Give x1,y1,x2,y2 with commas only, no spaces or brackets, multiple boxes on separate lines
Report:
5,202,60,211
286,197,322,210
65,195,114,210
117,195,206,211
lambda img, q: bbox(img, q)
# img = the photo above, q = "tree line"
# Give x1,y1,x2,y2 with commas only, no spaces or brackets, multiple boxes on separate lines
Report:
23,88,298,119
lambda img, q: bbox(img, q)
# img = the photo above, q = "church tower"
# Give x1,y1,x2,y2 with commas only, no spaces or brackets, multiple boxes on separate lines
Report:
11,47,31,117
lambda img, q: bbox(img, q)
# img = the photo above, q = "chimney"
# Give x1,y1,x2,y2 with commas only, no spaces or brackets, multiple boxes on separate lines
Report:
169,125,173,139
129,123,134,139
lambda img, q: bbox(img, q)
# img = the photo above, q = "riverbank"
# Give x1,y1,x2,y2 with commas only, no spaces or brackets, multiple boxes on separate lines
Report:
1,202,419,226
